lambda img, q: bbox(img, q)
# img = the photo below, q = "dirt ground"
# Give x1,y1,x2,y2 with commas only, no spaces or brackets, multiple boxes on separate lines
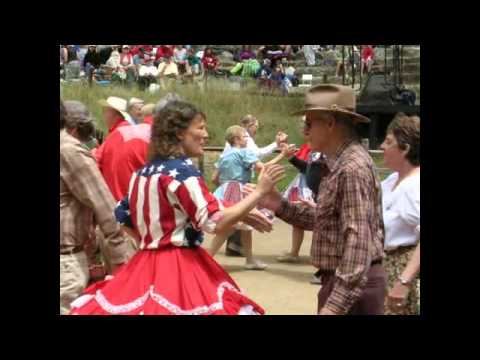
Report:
203,219,321,315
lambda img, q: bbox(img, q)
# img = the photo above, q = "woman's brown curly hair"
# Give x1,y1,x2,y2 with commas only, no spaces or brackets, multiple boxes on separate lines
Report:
148,100,206,160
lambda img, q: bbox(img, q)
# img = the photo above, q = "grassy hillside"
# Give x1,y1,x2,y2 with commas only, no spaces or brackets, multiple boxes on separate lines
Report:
60,81,390,192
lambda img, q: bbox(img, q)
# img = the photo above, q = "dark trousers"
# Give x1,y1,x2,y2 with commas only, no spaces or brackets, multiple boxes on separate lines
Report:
317,264,387,315
226,230,242,251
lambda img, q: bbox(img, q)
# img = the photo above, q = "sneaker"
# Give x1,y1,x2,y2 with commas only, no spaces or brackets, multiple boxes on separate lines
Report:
276,254,300,263
310,274,322,285
244,260,268,271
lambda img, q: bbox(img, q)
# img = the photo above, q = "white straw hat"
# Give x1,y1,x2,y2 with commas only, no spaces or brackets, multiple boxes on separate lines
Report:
98,96,129,119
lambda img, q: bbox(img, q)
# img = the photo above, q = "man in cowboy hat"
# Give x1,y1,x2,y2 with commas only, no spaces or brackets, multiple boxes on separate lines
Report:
93,93,181,202
249,84,387,315
98,96,132,135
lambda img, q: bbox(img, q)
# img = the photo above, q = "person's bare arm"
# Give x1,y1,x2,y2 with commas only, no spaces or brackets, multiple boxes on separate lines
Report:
400,242,420,281
211,168,220,186
214,165,285,234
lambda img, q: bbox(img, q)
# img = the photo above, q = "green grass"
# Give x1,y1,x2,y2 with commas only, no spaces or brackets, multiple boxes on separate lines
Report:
60,80,305,147
60,80,391,192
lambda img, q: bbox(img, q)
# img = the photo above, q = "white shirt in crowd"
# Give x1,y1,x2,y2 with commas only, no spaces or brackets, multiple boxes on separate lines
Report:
139,64,159,77
382,171,420,251
220,131,277,160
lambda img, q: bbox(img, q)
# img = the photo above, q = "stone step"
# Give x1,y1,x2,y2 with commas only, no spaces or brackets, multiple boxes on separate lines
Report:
401,73,421,82
372,63,419,73
384,56,420,65
295,66,336,76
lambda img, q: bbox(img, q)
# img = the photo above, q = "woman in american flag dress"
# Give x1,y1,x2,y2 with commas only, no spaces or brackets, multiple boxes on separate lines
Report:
69,100,284,315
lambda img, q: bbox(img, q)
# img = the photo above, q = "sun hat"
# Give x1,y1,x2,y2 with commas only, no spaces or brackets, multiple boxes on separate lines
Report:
98,96,129,119
291,84,370,123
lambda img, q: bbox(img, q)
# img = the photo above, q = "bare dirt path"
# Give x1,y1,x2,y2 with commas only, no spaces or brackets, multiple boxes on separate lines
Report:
203,219,321,315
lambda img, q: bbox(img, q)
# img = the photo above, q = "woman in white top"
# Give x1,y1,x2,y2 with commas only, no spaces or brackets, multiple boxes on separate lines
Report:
212,114,288,256
380,113,420,315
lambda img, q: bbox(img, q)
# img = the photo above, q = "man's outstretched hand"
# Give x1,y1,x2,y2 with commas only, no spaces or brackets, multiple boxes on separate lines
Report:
242,208,274,233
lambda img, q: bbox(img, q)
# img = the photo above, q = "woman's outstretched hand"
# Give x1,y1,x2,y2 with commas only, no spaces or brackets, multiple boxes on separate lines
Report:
243,183,283,213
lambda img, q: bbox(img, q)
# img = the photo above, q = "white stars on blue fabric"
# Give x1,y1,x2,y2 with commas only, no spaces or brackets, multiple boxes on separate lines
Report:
169,169,179,178
142,157,201,181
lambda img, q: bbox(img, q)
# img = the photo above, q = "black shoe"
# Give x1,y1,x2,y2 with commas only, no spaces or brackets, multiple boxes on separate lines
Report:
225,246,245,257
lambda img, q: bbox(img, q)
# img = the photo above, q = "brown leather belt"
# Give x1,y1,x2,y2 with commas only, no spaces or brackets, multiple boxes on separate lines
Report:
318,259,383,278
60,245,84,255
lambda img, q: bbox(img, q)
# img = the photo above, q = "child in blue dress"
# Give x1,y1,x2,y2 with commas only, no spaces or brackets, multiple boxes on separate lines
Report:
208,125,286,270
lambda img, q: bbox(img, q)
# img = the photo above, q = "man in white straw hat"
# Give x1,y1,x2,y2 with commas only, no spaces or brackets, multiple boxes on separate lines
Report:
98,96,132,135
245,84,387,315
93,93,181,202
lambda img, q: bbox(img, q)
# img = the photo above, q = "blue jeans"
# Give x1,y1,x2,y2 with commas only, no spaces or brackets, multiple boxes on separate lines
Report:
85,62,98,81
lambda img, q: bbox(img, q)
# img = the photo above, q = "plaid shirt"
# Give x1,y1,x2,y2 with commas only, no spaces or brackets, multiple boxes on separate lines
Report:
276,139,385,314
60,130,130,264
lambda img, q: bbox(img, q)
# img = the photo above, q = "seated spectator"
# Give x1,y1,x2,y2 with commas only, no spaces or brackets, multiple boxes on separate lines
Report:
173,45,188,78
60,45,67,66
262,45,286,67
133,47,146,66
77,45,89,73
130,45,142,57
186,47,201,76
284,62,299,86
241,57,261,79
154,45,174,66
83,45,102,82
335,46,345,77
98,45,114,65
64,45,81,80
303,45,316,66
157,56,179,88
106,48,126,82
361,45,375,76
127,98,145,124
138,53,159,91
269,65,289,95
257,58,272,79
279,45,293,60
239,45,256,61
202,47,219,82
119,45,137,85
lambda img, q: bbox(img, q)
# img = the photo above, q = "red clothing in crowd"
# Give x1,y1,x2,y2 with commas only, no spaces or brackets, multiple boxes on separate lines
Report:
202,54,219,70
108,117,130,135
362,46,374,61
155,46,174,61
143,115,154,125
295,143,311,161
94,123,151,201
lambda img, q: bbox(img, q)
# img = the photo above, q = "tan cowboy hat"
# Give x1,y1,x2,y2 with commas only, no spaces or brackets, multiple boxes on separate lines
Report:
98,96,129,119
292,84,370,123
